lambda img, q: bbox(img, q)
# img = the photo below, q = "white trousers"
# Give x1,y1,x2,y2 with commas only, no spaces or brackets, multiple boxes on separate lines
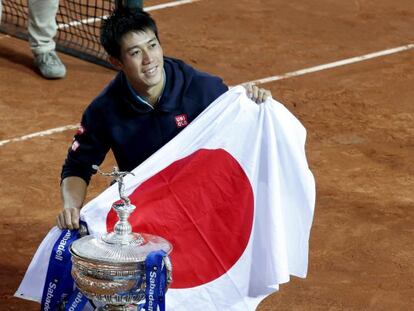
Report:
28,0,59,55
0,0,59,55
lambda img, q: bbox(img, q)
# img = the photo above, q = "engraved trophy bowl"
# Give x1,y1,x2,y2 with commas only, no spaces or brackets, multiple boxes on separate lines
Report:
70,167,172,311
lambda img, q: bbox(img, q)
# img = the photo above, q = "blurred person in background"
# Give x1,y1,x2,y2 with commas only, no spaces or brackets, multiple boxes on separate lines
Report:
0,0,66,78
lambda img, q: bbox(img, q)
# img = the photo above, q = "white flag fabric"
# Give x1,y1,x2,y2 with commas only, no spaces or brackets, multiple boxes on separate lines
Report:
16,86,315,310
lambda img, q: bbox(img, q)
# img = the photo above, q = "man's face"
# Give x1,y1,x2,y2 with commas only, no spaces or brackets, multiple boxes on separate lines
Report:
117,29,164,92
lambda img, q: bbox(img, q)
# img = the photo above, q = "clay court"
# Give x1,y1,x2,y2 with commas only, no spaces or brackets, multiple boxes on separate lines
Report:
0,0,413,310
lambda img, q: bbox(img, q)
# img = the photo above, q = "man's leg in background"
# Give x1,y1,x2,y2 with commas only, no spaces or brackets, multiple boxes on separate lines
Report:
28,0,66,79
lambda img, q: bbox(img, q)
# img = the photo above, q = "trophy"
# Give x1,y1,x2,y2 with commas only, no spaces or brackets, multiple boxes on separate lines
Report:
70,166,173,311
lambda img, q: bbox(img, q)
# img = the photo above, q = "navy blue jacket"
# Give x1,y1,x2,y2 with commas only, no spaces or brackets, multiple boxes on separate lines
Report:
61,57,228,183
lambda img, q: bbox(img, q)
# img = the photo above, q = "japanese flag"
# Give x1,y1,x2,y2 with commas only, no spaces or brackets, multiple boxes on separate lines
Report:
16,86,315,310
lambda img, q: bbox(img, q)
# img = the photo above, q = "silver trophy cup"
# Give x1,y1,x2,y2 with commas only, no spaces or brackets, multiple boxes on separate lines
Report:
70,166,172,311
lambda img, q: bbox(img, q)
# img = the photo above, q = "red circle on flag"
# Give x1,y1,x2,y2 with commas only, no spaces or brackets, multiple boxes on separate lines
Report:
106,149,254,288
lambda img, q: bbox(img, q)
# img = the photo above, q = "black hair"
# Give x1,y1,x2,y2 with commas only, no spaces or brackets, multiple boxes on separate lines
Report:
100,8,159,60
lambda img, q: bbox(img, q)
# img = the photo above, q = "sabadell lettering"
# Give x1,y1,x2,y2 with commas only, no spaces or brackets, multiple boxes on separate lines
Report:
147,270,157,311
55,231,72,261
67,291,84,311
43,281,57,311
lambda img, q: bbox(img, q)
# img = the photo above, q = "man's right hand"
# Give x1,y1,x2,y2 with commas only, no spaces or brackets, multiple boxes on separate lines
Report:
57,207,80,230
58,176,88,230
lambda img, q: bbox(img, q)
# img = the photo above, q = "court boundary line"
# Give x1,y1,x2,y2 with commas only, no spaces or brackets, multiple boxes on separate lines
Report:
58,0,201,29
1,43,413,147
244,43,414,85
0,125,78,147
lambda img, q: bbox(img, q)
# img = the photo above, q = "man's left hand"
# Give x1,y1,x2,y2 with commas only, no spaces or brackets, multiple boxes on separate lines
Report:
243,83,272,104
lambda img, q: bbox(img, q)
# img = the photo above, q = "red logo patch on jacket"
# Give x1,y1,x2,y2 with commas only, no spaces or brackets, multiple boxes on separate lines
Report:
175,114,189,128
76,125,85,135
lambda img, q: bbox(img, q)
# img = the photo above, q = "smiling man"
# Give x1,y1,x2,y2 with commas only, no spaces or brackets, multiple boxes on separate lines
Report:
57,8,272,229
109,29,165,105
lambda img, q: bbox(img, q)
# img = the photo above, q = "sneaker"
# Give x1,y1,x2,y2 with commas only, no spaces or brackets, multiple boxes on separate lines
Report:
34,51,66,79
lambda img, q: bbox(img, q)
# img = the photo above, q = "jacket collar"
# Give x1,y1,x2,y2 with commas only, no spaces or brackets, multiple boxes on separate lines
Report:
124,70,166,110
119,58,183,113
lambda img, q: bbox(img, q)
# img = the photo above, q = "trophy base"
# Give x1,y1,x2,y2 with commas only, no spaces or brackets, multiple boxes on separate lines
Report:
96,304,138,311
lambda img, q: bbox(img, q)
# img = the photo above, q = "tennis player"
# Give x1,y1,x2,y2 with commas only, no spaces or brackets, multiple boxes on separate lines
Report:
57,8,271,229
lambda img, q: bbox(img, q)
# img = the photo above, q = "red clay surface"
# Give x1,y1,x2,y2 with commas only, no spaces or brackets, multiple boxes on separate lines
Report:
0,0,413,310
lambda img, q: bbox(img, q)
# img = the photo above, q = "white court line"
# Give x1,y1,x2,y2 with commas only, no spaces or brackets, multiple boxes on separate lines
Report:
1,43,413,147
244,43,414,85
145,0,200,11
58,0,200,29
0,125,78,147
